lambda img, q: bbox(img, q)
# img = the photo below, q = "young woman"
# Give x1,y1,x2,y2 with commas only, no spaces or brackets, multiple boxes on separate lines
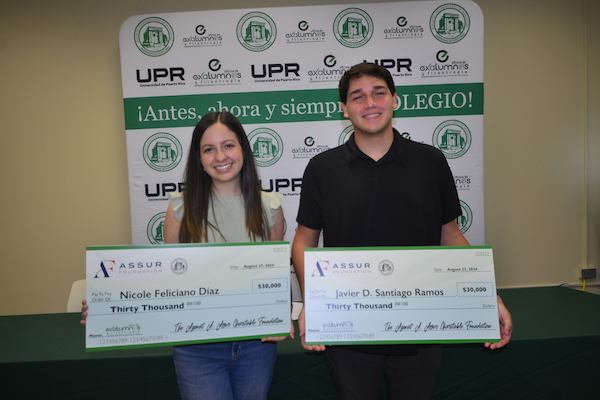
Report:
83,111,289,400
164,111,287,400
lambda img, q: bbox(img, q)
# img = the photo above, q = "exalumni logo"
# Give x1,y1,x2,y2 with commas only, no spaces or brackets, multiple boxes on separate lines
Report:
291,136,331,159
147,212,167,244
286,20,325,43
237,11,277,52
420,50,469,78
193,59,242,87
134,17,174,57
432,120,472,159
429,3,470,44
307,55,351,84
106,324,141,336
248,128,283,167
454,175,471,191
183,24,223,48
384,16,424,39
333,8,373,48
142,132,183,172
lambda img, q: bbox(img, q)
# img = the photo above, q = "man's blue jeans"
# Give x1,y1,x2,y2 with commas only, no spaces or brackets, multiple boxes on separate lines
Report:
173,340,277,400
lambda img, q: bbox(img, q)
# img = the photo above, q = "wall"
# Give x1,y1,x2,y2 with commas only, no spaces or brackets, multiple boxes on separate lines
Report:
0,0,598,316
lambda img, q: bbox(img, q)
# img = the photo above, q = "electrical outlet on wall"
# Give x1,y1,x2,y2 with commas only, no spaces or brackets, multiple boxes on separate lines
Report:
580,267,597,279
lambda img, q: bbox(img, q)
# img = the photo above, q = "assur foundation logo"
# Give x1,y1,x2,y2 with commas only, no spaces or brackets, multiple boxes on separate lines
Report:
134,17,174,57
432,120,472,159
248,128,283,167
143,132,183,172
147,212,167,244
237,12,277,52
429,4,470,44
333,8,373,48
457,200,473,234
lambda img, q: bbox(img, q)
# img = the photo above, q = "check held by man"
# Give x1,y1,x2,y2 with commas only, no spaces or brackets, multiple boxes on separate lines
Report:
304,246,500,346
85,242,290,351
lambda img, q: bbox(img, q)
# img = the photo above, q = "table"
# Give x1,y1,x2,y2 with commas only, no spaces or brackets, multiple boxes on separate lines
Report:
2,287,600,399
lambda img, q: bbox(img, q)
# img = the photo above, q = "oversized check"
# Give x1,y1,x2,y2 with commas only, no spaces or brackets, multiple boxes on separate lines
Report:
304,246,500,345
86,242,290,351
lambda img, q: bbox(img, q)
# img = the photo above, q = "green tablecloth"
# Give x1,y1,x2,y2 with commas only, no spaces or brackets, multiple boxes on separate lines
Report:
2,287,600,399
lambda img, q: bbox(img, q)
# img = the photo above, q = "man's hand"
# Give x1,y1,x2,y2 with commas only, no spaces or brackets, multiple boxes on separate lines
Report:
485,295,512,350
298,307,326,351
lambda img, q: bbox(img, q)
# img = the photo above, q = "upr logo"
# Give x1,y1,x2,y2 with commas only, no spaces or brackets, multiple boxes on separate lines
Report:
95,260,114,278
312,261,329,277
432,120,472,159
142,132,183,172
457,200,473,234
333,8,373,48
236,12,277,52
134,17,174,57
248,128,283,167
147,212,167,244
429,3,470,44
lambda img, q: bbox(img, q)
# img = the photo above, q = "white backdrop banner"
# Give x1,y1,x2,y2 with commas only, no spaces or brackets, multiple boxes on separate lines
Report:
119,1,484,299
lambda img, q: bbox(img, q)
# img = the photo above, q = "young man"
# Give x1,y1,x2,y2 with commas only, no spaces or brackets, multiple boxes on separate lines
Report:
292,62,512,400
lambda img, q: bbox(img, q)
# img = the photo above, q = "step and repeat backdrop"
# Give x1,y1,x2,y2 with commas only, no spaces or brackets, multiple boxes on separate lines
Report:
119,1,484,296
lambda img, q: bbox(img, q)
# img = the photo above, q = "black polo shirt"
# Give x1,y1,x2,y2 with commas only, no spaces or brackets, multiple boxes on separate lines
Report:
297,130,461,247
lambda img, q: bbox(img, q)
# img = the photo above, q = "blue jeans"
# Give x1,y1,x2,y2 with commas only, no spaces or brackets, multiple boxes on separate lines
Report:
173,340,277,400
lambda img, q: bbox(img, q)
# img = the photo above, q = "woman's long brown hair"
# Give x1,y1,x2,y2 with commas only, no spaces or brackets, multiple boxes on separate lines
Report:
179,111,268,243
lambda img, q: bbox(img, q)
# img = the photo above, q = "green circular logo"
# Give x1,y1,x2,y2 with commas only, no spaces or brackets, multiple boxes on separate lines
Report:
457,200,473,234
236,12,277,52
134,17,174,57
338,125,354,145
333,8,373,48
248,128,283,167
429,3,470,44
142,132,183,172
147,212,167,244
432,120,472,159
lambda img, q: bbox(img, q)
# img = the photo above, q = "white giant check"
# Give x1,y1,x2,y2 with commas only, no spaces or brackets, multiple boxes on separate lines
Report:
86,242,290,351
304,246,500,345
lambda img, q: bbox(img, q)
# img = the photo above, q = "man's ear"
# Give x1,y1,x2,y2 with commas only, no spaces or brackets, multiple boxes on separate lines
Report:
341,102,349,118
